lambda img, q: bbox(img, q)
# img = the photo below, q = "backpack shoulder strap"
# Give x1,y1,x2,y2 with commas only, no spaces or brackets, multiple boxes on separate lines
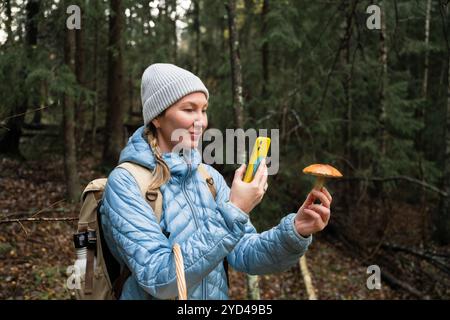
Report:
117,162,163,223
81,178,108,203
78,178,108,232
115,162,216,221
198,163,217,200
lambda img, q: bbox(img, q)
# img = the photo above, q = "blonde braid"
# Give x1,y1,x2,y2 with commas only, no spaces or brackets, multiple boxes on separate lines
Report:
143,124,171,190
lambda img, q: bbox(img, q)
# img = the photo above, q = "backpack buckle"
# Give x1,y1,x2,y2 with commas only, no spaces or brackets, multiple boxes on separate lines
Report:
146,190,158,202
206,177,214,186
73,232,88,248
87,230,97,248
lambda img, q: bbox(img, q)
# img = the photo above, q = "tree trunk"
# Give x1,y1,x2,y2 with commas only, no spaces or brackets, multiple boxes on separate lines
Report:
415,0,432,153
261,0,269,98
4,0,13,44
422,0,432,98
0,111,26,158
27,0,41,129
31,107,41,125
226,0,245,131
32,82,48,126
226,0,260,300
63,20,81,203
378,1,388,159
193,0,200,74
103,0,125,168
91,0,99,152
419,0,433,246
128,73,134,118
438,55,450,244
437,2,450,244
341,0,356,228
343,3,354,161
25,0,39,49
75,0,86,151
171,0,178,63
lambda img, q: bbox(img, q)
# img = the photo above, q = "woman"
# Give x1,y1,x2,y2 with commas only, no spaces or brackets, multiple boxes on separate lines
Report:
100,63,332,300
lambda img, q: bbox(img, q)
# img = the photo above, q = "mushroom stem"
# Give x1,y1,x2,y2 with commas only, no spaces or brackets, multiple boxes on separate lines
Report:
314,176,326,190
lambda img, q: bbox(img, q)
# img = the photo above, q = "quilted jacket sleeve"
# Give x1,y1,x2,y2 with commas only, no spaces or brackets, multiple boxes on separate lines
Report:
207,166,313,275
100,167,250,299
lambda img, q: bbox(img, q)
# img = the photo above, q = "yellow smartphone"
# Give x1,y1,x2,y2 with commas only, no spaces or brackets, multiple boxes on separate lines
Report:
243,137,271,183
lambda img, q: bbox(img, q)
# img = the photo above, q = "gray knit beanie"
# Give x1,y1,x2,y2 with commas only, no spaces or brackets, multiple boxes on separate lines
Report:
141,63,209,126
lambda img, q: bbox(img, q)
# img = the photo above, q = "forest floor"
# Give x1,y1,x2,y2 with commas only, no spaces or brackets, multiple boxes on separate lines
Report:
0,149,409,300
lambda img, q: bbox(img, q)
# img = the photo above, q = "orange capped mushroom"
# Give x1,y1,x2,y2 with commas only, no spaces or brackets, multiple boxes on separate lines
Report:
302,164,343,190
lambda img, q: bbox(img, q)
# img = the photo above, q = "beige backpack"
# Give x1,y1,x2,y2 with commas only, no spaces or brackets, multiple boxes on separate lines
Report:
71,162,216,300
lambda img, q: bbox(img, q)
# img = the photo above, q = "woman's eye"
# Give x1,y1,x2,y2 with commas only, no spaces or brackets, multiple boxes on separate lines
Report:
183,108,207,113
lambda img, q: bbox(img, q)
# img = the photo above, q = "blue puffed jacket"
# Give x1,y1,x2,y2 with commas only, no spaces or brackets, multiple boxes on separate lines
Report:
99,126,312,300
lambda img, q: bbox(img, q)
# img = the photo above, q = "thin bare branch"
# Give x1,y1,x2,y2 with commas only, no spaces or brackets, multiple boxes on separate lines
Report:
31,199,66,217
341,176,447,197
16,220,29,236
0,106,50,124
0,217,78,224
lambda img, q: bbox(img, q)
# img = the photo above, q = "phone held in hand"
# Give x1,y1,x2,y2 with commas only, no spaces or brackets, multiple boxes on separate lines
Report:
243,137,271,183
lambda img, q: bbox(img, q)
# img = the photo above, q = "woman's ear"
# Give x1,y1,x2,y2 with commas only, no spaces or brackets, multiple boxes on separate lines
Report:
151,118,160,129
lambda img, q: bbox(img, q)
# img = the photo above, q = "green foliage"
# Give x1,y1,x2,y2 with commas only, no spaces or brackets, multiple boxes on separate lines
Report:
0,0,448,232
0,45,27,119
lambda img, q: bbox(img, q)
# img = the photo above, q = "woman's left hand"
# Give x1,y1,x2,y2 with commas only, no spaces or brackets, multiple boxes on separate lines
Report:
294,187,332,237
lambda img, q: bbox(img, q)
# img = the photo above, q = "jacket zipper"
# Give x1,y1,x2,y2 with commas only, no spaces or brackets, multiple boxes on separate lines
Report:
181,162,206,299
183,164,199,228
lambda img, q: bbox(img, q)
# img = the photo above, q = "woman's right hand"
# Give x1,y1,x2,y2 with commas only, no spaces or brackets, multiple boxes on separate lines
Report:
229,159,268,214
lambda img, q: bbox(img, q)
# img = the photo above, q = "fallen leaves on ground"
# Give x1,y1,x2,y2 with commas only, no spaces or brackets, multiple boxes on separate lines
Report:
0,155,407,300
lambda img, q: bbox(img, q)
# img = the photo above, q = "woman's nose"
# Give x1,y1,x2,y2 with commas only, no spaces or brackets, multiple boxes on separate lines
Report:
194,117,206,129
194,120,203,129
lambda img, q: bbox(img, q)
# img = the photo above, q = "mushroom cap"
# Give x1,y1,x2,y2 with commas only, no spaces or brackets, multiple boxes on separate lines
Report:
302,164,343,178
